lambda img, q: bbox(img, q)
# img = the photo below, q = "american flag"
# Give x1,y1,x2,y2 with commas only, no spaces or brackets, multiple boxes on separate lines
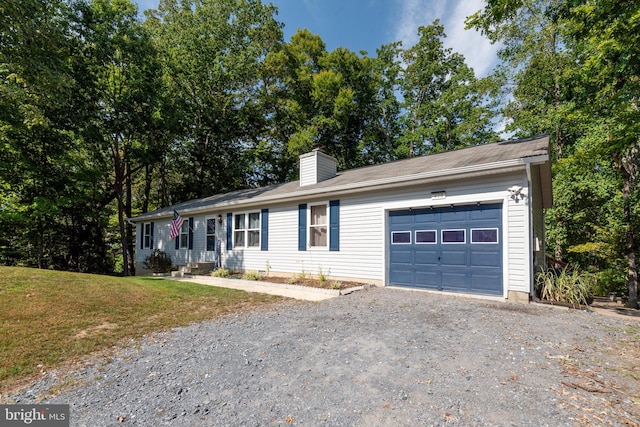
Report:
169,210,184,240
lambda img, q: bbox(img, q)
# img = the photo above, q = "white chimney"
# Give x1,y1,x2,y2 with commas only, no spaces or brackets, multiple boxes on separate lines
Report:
299,149,337,186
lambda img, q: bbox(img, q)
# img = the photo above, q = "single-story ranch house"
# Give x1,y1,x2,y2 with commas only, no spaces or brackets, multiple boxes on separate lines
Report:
132,135,552,302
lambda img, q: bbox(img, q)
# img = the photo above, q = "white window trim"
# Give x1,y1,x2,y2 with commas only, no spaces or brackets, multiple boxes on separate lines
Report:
470,228,499,244
233,211,261,249
143,223,152,249
179,221,189,249
308,202,329,249
441,229,466,244
391,231,412,245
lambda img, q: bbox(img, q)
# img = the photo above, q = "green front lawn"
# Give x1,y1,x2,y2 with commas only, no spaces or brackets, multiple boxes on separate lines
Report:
0,267,285,391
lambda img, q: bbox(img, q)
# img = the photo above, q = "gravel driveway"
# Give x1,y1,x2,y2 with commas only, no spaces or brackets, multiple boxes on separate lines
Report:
7,288,640,426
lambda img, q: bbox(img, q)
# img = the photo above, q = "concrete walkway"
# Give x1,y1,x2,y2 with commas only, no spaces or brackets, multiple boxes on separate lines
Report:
168,275,341,301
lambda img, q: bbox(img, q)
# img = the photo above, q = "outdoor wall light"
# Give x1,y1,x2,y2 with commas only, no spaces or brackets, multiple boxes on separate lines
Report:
508,185,524,202
217,214,223,224
508,185,523,196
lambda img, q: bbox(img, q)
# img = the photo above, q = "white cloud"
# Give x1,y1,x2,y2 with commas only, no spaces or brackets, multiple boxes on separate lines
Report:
443,1,499,77
392,0,445,48
392,0,499,77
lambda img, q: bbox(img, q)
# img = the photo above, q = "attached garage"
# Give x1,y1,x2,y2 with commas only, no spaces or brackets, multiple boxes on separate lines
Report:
389,204,503,296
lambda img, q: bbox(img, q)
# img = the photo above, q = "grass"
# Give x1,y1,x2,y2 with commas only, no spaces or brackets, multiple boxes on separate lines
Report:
0,267,285,392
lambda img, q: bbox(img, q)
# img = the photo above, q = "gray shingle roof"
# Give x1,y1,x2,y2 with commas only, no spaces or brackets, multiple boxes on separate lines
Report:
132,134,550,222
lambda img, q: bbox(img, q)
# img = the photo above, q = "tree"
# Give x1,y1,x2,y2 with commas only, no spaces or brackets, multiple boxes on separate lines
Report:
466,0,581,159
262,29,386,172
399,22,498,157
363,42,404,163
467,0,639,306
145,0,283,199
563,0,640,307
72,0,163,275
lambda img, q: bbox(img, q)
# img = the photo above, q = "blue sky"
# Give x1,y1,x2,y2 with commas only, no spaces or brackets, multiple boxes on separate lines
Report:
134,0,499,77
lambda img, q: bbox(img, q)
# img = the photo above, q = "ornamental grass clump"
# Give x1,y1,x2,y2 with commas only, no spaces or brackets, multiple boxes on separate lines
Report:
211,268,230,278
241,270,262,281
536,268,594,308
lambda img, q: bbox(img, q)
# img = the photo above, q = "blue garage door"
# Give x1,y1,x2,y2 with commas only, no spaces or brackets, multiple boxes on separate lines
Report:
389,204,503,296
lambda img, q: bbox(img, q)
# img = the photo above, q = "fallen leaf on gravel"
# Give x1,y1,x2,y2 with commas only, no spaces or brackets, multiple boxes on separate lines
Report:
285,416,294,423
117,415,126,422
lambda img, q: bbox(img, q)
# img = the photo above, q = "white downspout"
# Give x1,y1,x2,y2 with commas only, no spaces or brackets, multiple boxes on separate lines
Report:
525,163,534,299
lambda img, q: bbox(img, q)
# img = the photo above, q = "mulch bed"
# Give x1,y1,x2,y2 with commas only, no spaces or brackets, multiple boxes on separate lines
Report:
228,274,367,290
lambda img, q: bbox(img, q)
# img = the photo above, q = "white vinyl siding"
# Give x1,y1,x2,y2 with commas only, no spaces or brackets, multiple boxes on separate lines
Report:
299,150,337,186
505,176,530,293
215,172,524,285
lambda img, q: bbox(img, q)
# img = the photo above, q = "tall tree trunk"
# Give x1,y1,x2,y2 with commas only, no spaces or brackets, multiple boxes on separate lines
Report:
159,157,168,208
116,195,129,276
125,152,134,276
619,153,638,308
614,149,638,308
142,163,152,214
114,145,130,277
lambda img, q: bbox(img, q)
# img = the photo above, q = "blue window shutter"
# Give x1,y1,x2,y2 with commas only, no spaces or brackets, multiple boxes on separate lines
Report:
261,208,268,251
188,217,194,249
175,227,180,250
298,204,307,251
150,222,154,249
226,213,232,250
329,200,340,251
140,224,144,249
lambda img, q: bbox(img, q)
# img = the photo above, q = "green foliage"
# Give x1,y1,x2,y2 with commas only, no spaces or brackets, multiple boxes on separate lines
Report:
5,0,637,304
143,249,173,274
211,268,231,278
241,270,262,281
535,268,594,307
468,0,639,306
399,21,498,156
317,266,329,286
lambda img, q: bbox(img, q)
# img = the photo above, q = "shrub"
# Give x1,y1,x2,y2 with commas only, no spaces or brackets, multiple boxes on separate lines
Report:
211,268,230,278
143,250,173,274
242,270,262,281
535,268,594,307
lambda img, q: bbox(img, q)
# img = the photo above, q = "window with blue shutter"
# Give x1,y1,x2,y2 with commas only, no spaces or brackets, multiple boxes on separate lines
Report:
298,204,307,251
261,209,268,251
329,200,339,251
